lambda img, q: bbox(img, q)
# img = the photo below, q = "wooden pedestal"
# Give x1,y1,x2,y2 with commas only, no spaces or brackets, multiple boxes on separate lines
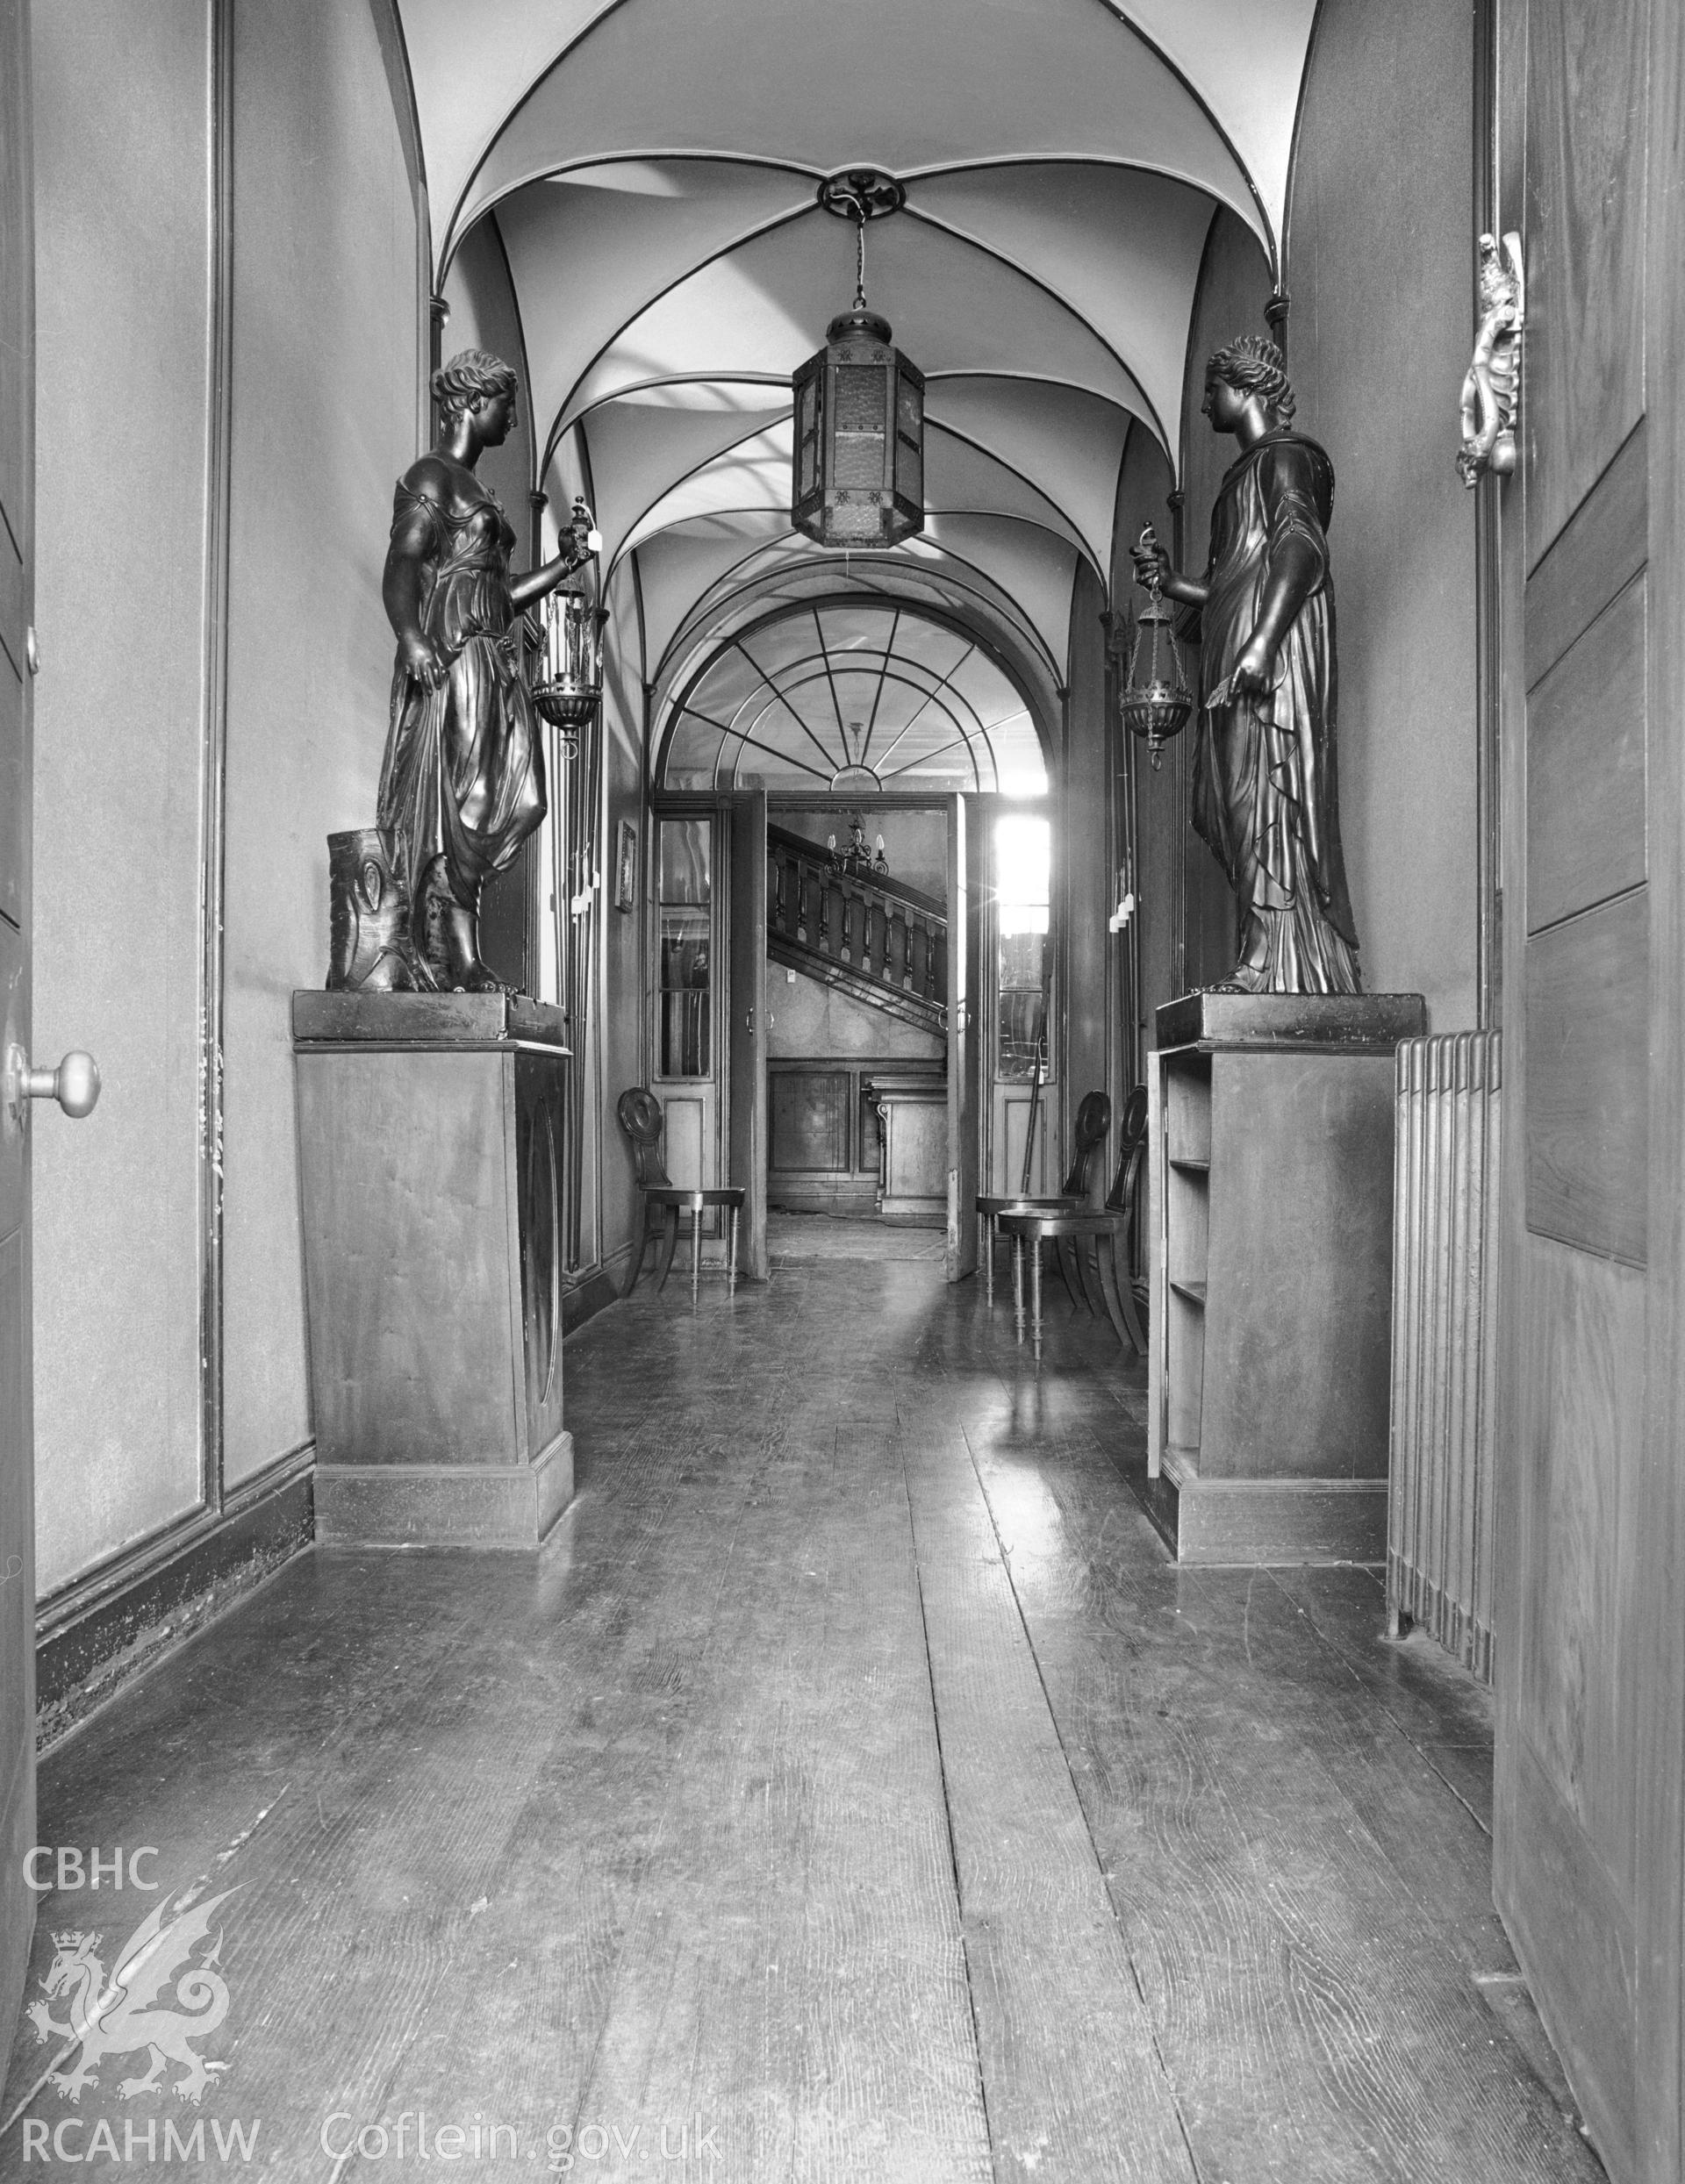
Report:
293,992,574,1548
865,1073,949,1222
1144,992,1426,1565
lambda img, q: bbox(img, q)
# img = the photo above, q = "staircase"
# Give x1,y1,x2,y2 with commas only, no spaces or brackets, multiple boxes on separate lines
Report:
766,824,947,1035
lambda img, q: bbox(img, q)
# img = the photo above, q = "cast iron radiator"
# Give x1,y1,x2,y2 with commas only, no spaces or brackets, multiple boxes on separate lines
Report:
1387,1030,1502,1682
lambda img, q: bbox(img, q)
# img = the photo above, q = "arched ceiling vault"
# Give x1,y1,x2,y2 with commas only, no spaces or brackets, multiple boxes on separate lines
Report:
402,0,1309,718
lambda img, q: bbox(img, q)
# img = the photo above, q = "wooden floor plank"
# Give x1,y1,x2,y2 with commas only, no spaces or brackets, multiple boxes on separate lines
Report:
1,1254,1603,2184
900,1409,1197,2183
963,1431,1608,2183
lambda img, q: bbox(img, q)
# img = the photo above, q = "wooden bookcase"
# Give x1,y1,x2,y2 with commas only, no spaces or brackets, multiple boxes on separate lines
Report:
1145,992,1425,1563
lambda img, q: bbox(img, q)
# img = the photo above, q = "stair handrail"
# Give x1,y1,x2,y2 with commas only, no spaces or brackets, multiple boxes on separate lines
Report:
765,822,946,922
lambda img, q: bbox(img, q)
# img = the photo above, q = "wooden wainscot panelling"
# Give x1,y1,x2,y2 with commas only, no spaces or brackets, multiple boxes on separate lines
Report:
1527,573,1647,932
1523,1,1648,566
1524,890,1649,1264
771,1068,850,1174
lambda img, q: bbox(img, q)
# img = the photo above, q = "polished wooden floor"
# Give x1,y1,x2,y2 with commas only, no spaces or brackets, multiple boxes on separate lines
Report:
3,1252,1605,2181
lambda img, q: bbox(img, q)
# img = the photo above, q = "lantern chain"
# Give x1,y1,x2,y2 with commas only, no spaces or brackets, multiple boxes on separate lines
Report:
853,202,868,311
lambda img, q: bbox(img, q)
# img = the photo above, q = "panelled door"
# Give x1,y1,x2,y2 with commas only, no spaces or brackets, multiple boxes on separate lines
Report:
944,795,979,1281
0,0,32,2038
727,791,767,1278
1493,4,1685,2179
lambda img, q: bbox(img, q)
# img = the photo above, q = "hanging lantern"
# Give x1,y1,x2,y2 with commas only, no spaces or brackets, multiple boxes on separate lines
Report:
1119,523,1193,770
533,588,609,738
792,171,924,550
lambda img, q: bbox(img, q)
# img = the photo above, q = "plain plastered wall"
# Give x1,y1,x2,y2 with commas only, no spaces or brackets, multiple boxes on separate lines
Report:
32,0,212,1591
1284,0,1479,1026
219,0,421,1483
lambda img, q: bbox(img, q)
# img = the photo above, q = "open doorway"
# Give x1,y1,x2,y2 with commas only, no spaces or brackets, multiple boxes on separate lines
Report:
762,799,950,1263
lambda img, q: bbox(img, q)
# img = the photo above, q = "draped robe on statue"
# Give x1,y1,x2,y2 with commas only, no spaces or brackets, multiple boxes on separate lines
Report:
1194,429,1361,994
377,481,545,927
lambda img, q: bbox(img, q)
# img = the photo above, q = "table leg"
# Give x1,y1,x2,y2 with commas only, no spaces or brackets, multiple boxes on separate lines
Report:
656,1206,680,1293
691,1206,702,1304
983,1213,993,1306
728,1206,740,1294
1030,1235,1044,1362
1011,1234,1024,1344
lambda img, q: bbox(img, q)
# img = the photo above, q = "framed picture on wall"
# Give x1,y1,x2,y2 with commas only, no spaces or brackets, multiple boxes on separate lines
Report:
614,817,638,913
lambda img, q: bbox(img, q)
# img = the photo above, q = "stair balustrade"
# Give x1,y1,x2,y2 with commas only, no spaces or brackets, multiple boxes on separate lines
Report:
766,824,947,1033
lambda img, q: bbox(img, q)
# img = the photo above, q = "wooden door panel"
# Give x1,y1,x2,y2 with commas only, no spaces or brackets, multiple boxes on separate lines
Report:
1523,891,1649,1261
1517,1240,1645,1887
1524,419,1647,687
1525,574,1647,930
0,0,24,537
0,631,20,930
1497,0,1676,2172
0,509,20,671
0,0,27,2056
1506,1736,1638,2181
1523,0,1648,563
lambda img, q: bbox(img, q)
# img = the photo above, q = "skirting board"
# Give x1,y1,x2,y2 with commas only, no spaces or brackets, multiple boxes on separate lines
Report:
36,1450,315,1743
315,1430,574,1550
1139,1449,1386,1565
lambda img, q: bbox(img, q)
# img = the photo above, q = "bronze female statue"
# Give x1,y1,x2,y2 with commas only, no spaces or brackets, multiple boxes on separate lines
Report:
1140,336,1361,995
379,348,595,992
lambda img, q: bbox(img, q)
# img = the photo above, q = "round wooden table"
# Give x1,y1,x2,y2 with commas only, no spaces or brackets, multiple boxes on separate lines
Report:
975,1193,1082,1305
994,1207,1144,1361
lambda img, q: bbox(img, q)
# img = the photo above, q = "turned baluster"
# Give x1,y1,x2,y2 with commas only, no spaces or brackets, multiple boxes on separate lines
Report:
932,924,948,1006
843,890,867,966
886,907,909,989
907,917,929,999
864,901,886,979
800,866,824,949
823,876,847,957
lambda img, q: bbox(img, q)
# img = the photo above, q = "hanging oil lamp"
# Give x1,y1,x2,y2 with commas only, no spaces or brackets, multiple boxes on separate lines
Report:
532,518,609,742
792,171,925,550
1119,522,1193,770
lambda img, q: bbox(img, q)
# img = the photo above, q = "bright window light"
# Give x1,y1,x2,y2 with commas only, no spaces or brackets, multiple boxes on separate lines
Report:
995,815,1050,936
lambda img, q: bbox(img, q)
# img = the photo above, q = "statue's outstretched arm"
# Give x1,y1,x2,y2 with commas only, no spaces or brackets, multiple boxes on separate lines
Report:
1130,526,1208,607
510,501,599,611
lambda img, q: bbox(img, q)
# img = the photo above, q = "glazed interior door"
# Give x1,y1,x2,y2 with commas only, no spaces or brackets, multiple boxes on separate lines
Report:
944,796,979,1281
651,808,719,1201
0,0,32,2038
1493,3,1684,2178
728,791,767,1279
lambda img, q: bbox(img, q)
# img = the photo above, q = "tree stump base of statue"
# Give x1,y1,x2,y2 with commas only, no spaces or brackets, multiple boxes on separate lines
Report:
292,991,573,1548
1144,990,1426,1565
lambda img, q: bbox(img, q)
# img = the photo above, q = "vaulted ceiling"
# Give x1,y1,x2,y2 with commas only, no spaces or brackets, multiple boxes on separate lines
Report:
393,0,1309,728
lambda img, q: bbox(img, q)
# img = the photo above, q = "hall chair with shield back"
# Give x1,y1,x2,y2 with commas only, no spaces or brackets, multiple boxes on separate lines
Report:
617,1088,746,1304
976,1088,1110,1310
997,1085,1150,1360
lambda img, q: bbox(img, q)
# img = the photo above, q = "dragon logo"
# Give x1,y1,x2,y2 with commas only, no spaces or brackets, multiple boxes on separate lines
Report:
25,1888,235,2105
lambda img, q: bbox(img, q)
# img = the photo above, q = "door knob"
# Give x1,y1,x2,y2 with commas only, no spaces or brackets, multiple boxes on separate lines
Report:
7,1049,100,1121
